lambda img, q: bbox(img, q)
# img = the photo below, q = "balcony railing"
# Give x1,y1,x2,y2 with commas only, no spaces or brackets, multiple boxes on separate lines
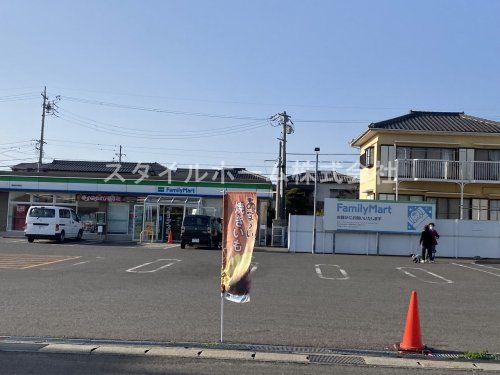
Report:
395,159,500,182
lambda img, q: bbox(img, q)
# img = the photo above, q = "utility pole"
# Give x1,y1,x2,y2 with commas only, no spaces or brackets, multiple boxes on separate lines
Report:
275,140,282,220
36,86,60,172
271,111,294,222
312,147,320,254
37,87,47,172
115,145,126,163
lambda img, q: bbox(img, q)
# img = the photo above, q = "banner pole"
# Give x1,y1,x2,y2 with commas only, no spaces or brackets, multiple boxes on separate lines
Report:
220,292,224,343
220,189,227,343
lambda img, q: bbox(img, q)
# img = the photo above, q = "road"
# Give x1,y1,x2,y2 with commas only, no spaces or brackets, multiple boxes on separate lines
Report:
2,351,498,375
0,237,499,354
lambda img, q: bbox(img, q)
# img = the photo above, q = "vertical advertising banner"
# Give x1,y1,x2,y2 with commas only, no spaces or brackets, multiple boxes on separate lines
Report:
221,192,258,303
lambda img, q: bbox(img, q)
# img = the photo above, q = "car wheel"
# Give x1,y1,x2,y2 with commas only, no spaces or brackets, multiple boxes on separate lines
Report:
76,230,83,241
180,241,186,249
27,237,34,243
58,231,65,243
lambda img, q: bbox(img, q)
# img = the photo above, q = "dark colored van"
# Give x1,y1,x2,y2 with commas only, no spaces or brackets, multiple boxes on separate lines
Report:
180,215,221,249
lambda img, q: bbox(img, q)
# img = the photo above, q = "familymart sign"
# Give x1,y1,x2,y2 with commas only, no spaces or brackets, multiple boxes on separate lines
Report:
0,175,272,198
324,198,435,234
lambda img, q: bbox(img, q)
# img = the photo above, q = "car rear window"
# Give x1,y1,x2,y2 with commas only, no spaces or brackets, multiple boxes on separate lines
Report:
29,208,55,218
183,216,209,226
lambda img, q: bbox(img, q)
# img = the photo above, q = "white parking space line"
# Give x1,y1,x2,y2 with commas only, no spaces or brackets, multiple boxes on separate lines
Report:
397,267,453,284
315,264,349,280
474,264,500,272
126,259,181,273
452,263,500,277
40,257,105,270
71,261,90,266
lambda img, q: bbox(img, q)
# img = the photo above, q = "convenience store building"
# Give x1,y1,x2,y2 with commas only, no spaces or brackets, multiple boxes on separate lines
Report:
0,160,273,242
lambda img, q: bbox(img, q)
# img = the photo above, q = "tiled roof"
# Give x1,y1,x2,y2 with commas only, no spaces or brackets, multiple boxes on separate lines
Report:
12,160,166,174
288,170,359,185
10,160,270,184
368,111,500,133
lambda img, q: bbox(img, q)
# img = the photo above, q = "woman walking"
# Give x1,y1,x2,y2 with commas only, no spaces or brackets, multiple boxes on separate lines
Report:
419,224,434,263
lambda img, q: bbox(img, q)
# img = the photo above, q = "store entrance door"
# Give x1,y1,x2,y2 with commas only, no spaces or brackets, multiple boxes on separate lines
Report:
159,206,184,242
139,196,203,243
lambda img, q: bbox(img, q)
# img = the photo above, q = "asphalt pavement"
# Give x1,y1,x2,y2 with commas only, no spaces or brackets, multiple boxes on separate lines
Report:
0,237,498,354
2,351,498,375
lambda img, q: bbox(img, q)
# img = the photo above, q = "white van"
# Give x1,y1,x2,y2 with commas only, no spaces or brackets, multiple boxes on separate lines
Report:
25,206,84,243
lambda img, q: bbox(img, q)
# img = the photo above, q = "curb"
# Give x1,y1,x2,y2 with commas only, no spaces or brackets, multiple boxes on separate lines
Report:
0,338,499,372
475,259,500,264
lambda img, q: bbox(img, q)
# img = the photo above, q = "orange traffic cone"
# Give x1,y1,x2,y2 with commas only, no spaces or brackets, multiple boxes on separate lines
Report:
398,290,425,352
167,230,173,244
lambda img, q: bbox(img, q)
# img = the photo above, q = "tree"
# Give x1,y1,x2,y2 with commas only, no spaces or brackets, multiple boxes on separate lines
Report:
285,188,309,216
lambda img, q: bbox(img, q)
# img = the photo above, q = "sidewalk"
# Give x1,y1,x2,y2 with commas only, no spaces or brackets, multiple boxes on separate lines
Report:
254,246,289,253
0,337,498,372
0,231,24,238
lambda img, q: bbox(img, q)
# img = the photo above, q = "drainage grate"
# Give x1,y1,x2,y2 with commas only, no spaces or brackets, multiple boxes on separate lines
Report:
309,354,366,365
432,353,462,360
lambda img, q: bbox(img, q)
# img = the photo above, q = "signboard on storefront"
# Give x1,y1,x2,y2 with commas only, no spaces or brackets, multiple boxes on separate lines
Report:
324,198,435,233
157,186,197,195
76,194,127,203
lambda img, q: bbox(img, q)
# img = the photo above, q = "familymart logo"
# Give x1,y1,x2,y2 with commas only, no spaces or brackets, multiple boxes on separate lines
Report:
337,202,393,215
157,186,197,195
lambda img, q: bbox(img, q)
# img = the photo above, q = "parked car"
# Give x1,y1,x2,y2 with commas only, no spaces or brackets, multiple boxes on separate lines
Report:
25,206,83,243
180,215,221,249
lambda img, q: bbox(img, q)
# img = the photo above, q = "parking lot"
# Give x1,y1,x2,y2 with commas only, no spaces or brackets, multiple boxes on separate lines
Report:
0,237,498,354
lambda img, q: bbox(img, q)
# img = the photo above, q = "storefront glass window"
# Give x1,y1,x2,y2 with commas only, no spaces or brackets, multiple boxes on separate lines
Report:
108,203,130,234
77,202,100,233
10,192,31,202
32,194,54,203
55,194,76,204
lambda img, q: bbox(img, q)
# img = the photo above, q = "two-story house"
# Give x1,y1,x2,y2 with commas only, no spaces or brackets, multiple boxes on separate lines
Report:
351,111,500,220
287,170,359,214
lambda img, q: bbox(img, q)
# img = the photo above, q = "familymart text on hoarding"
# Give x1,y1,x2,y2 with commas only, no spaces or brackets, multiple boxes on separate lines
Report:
324,198,435,233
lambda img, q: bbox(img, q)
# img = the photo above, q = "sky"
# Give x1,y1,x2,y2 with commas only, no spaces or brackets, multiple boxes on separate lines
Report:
0,0,499,179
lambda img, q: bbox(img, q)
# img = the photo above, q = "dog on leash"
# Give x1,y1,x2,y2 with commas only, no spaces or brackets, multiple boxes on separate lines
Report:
410,253,421,263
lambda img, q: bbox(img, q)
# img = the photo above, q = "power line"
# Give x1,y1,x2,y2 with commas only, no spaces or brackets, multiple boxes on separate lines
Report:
62,95,269,121
61,95,374,125
45,138,277,155
288,152,358,156
56,113,270,139
59,108,270,135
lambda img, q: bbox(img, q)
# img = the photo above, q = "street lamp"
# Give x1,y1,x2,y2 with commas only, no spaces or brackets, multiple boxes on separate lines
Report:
312,147,320,254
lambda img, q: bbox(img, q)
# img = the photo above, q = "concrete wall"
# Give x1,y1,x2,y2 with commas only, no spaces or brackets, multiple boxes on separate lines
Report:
0,192,7,231
289,214,500,258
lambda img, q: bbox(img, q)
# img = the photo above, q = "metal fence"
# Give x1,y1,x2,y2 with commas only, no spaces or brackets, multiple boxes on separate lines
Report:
396,159,500,182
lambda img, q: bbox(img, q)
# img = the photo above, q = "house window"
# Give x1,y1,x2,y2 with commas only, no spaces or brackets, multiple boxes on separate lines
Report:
475,149,500,162
490,200,500,221
361,147,374,168
379,193,395,201
379,145,396,177
429,197,471,219
398,195,424,202
365,192,375,200
472,199,488,220
396,147,457,161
